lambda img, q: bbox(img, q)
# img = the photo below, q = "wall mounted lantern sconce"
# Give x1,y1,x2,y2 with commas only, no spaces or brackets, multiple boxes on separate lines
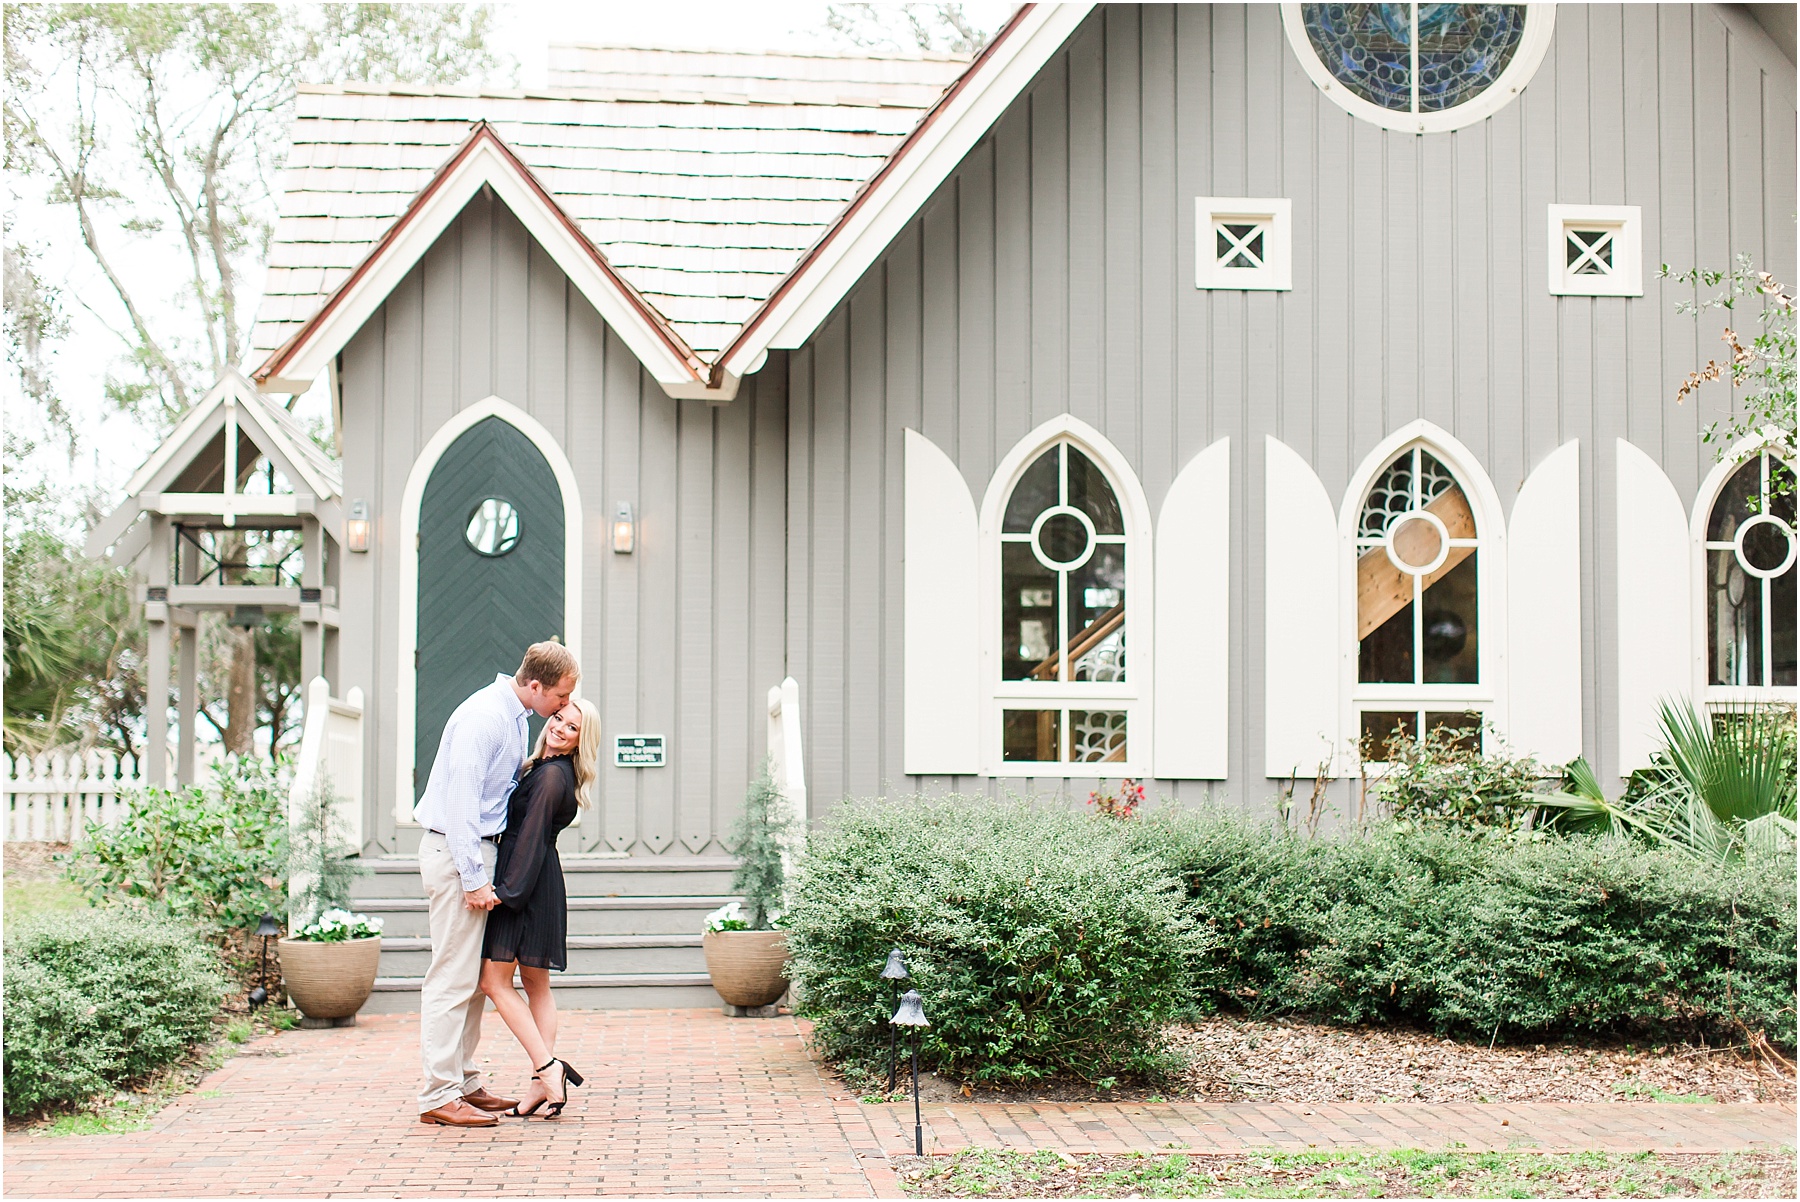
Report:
345,500,371,553
612,502,636,554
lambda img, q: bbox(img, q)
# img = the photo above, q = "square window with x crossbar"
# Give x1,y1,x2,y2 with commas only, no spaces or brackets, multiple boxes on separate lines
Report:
1195,197,1291,290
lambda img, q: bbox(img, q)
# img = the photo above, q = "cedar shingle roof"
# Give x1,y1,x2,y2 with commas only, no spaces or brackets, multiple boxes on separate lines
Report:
249,45,969,362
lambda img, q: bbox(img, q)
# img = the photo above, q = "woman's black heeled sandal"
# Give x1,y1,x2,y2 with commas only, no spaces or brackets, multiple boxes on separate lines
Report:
542,1059,583,1118
504,1060,560,1118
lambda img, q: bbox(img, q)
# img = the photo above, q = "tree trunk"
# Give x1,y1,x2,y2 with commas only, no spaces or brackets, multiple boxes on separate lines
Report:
224,627,256,755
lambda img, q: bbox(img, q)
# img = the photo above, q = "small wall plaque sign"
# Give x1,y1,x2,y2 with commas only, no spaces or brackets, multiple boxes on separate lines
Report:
613,734,667,767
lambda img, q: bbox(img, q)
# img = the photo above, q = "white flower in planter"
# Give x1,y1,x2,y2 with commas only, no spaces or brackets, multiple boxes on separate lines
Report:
704,900,748,933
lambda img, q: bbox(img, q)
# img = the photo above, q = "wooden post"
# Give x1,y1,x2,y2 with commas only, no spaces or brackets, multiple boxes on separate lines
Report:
177,621,198,786
146,619,171,788
145,516,174,788
300,515,324,690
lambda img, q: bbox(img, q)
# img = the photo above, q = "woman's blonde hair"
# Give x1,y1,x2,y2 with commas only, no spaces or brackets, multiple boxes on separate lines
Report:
522,697,601,809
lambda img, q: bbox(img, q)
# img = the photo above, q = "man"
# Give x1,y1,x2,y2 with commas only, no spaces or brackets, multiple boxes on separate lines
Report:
413,641,579,1127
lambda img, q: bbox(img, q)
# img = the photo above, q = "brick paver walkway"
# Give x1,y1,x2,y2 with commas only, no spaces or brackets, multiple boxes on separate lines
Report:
855,1099,1797,1157
4,1010,1793,1198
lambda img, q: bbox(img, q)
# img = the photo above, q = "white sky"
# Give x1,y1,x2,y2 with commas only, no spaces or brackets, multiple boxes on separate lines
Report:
7,1,1012,529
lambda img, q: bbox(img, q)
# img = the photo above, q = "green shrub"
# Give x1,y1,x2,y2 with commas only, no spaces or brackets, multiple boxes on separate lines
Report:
286,773,365,929
3,912,228,1115
727,760,791,930
1138,811,1797,1048
63,755,287,939
786,797,1212,1085
1365,721,1548,836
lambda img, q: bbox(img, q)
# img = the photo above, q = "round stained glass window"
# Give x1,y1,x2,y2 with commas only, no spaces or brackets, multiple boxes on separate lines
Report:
465,497,522,556
1283,4,1553,134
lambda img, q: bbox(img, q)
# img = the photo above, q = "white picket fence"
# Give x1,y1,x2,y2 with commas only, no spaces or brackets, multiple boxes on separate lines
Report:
4,750,142,842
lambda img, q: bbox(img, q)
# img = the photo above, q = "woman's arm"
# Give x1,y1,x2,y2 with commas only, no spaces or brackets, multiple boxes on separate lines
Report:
492,765,568,908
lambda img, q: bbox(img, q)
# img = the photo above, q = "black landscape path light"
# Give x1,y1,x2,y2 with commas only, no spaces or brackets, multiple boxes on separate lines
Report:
890,988,930,1157
880,948,910,1091
248,912,280,1008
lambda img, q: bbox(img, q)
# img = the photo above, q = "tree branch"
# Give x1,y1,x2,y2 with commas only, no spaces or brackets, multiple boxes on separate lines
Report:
21,106,189,409
129,54,221,378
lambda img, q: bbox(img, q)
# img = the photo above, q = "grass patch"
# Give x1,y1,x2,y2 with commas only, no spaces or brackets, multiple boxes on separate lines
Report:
2,877,88,929
899,1147,1797,1198
1611,1079,1716,1104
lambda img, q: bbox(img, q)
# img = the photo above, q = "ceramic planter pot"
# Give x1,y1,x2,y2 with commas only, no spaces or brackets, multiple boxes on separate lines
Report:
702,929,790,1008
278,935,382,1019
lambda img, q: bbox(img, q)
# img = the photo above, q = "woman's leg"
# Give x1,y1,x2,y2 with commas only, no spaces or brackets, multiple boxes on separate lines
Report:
478,958,552,1072
519,965,559,1057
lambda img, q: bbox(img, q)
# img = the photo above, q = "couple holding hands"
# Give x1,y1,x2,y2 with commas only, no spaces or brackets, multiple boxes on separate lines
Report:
412,641,599,1127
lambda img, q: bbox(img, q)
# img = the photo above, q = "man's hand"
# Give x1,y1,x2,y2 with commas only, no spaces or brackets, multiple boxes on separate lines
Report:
464,884,499,911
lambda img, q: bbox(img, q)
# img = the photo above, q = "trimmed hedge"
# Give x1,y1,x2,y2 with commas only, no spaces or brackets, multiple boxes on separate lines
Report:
1131,810,1797,1047
3,912,229,1115
786,797,1213,1084
785,800,1796,1086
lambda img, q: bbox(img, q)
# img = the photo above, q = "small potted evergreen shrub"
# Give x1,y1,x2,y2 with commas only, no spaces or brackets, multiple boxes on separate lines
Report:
702,762,794,1011
279,776,380,1024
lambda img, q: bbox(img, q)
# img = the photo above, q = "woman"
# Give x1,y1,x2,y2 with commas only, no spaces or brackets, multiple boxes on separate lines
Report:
479,696,601,1118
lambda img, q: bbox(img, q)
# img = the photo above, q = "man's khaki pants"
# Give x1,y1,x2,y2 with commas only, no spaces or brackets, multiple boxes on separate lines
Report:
416,830,498,1113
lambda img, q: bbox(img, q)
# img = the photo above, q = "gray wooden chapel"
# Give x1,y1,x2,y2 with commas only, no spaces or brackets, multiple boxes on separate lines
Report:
93,7,1797,1007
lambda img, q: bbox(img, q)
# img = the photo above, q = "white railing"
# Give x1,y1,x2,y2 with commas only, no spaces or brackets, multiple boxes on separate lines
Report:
766,676,808,885
287,676,366,850
4,750,141,842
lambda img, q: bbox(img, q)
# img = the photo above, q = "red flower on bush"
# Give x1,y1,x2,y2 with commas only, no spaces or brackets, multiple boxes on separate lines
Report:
1087,778,1144,819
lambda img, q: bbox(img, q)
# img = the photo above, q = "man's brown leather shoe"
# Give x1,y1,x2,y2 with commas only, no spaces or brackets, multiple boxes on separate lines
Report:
461,1087,518,1112
419,1098,498,1127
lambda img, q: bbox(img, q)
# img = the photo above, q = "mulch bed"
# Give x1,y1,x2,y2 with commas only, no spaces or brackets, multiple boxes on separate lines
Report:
866,1016,1794,1106
4,840,65,881
1171,1016,1794,1105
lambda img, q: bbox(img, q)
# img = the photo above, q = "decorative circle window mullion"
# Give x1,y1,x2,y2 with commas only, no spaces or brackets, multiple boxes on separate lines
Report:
1282,4,1555,135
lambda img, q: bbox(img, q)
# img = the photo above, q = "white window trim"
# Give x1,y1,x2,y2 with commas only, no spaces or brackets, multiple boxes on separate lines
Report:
1689,431,1798,705
1548,204,1644,297
393,395,584,827
1281,3,1555,135
1358,703,1494,771
979,414,1154,779
1195,198,1292,291
1338,420,1509,763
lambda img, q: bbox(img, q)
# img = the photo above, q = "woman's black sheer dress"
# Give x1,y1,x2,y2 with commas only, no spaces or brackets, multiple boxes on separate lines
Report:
481,754,579,971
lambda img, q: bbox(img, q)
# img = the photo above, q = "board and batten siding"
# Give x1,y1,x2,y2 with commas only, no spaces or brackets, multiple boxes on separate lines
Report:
336,188,787,857
782,3,1795,806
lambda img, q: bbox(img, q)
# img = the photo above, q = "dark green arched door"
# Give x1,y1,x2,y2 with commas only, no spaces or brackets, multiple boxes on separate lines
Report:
415,416,564,800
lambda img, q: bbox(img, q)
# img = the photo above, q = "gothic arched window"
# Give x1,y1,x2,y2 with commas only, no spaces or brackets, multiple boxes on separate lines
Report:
1353,443,1485,758
996,441,1132,768
1703,452,1797,690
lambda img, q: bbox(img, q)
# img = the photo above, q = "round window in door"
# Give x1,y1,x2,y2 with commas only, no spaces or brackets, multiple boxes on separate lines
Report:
415,417,564,799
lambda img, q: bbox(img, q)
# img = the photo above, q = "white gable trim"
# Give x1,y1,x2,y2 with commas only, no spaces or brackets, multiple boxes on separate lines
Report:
254,127,715,400
718,2,1096,378
393,395,585,827
85,370,342,560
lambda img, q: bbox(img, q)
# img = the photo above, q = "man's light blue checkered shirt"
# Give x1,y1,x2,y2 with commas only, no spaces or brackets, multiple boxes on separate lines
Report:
413,674,530,891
